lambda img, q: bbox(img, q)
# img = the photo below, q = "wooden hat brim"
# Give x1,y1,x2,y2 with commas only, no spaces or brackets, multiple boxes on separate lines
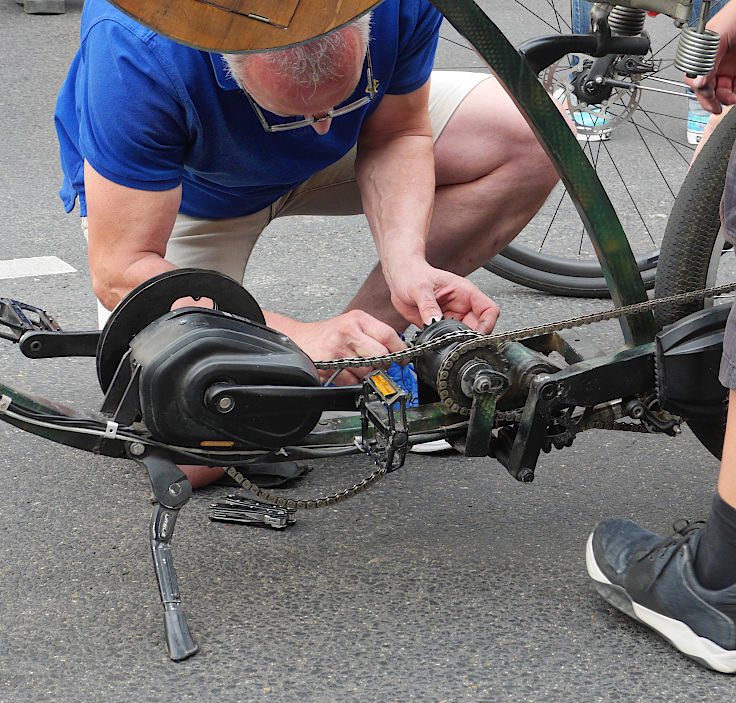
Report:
106,0,384,53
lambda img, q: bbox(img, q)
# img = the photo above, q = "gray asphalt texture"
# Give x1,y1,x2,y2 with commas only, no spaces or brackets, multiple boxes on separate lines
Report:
1,1,733,701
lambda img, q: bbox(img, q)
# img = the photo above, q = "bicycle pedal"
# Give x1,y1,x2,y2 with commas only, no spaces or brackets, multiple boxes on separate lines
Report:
208,493,296,529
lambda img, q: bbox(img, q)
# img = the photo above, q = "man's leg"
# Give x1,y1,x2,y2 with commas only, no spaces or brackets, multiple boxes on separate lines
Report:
584,143,736,672
346,73,559,331
571,0,594,34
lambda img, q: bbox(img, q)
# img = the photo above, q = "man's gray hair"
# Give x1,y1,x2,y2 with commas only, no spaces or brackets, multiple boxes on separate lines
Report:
223,12,371,93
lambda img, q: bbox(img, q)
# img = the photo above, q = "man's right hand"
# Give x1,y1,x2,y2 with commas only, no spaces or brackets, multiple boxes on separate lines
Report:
687,0,736,113
268,310,407,385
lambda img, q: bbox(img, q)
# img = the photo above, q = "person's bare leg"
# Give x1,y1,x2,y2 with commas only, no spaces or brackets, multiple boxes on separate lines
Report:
178,465,224,489
716,390,736,504
345,78,559,330
692,104,732,162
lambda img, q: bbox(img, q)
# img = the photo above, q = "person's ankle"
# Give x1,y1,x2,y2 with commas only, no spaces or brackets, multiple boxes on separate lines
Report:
694,492,736,590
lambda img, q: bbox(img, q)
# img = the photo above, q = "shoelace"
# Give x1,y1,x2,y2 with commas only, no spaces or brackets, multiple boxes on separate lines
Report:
637,519,705,567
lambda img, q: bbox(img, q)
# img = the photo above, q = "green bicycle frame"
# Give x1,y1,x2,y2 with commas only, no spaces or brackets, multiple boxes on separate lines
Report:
430,0,658,345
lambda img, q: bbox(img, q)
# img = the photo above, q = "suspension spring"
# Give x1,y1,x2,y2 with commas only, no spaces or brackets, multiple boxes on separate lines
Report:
675,25,720,76
608,6,646,36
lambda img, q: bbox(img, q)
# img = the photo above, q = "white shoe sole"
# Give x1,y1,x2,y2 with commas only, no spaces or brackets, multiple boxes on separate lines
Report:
585,534,736,673
576,129,612,143
409,439,454,454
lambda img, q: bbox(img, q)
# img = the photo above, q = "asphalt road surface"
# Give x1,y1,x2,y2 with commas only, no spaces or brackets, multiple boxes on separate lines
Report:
1,1,733,701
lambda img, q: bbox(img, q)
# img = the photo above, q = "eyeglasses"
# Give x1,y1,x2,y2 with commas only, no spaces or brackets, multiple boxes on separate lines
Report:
246,46,376,132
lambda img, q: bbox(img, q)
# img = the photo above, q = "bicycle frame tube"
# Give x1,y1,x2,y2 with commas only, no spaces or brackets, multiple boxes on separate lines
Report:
430,0,658,345
0,380,127,457
598,0,693,24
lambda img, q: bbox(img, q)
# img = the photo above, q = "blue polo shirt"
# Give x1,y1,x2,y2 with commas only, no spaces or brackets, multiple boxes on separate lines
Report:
55,0,442,219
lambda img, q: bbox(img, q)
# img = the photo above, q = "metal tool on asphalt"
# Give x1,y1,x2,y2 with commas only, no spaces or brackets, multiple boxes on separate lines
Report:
208,494,297,529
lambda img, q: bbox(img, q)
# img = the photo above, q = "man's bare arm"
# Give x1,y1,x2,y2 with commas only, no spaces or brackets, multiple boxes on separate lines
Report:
355,84,435,281
83,161,406,381
355,83,499,333
84,160,181,311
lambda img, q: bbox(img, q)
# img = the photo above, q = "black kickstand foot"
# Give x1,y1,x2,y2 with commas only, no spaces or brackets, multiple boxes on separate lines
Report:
150,504,198,661
130,446,198,661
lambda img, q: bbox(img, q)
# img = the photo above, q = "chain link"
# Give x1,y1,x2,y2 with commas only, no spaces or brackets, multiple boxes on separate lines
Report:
222,463,388,509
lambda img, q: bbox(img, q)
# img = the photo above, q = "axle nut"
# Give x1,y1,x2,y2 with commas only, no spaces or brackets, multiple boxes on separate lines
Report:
540,382,557,400
129,442,146,456
216,396,235,413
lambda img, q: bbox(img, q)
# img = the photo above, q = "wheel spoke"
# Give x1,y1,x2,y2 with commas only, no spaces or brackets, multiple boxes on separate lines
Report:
537,188,567,253
511,0,571,33
632,108,694,165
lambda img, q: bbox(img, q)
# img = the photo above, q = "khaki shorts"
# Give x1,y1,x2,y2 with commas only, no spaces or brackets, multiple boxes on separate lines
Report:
85,71,490,325
164,71,491,282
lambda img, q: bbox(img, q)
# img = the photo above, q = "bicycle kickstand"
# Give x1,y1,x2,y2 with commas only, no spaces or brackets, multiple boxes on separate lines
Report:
129,445,198,661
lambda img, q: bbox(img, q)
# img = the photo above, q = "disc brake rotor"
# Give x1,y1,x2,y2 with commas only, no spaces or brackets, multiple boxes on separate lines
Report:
542,53,643,138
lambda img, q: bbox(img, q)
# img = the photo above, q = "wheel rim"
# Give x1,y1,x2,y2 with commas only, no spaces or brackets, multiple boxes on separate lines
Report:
438,0,699,292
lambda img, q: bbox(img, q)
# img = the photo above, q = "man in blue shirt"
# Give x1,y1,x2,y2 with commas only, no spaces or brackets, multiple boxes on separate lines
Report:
55,0,559,485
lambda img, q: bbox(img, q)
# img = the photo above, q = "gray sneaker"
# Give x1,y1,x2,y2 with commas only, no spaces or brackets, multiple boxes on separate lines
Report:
586,518,736,673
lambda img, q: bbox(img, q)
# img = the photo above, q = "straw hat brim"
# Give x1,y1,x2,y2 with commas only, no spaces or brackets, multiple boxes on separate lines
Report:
107,0,384,52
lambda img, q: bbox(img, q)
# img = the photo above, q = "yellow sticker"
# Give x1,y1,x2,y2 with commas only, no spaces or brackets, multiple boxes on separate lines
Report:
200,440,235,447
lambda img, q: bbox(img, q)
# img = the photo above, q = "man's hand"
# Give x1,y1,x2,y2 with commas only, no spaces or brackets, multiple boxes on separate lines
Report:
687,0,736,112
384,257,500,334
272,311,408,385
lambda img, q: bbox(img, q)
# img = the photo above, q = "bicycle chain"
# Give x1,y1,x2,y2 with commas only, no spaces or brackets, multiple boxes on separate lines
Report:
224,282,736,510
222,463,389,510
312,281,736,370
578,417,652,433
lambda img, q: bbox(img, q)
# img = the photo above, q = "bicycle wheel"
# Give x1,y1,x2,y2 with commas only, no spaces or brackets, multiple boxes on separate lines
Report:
437,0,698,296
654,105,736,458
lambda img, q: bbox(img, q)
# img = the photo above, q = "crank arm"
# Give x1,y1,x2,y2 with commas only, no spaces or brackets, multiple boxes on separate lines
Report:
0,297,98,357
205,382,362,415
19,330,99,358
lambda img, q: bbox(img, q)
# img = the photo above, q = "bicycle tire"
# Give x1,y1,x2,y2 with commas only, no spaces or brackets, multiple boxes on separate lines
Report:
654,105,736,459
485,246,657,298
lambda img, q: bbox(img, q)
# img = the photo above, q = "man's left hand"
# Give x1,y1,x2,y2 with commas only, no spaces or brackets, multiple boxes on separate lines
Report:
385,258,500,334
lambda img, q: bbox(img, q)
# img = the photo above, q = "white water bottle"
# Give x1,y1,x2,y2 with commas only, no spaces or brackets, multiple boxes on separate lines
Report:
687,87,710,145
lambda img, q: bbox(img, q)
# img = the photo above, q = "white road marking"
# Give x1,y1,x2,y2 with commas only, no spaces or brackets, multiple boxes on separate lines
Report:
0,256,76,279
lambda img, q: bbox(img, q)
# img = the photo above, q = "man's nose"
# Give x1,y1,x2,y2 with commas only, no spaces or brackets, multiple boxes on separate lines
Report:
309,114,332,135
